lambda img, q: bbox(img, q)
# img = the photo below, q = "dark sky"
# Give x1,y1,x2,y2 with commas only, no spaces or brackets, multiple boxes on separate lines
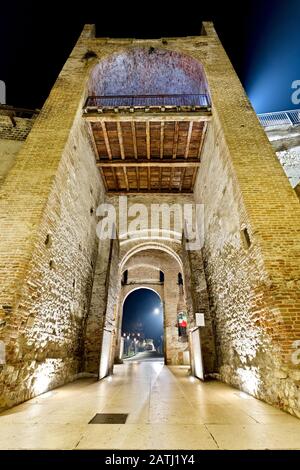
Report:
122,289,163,343
1,0,300,112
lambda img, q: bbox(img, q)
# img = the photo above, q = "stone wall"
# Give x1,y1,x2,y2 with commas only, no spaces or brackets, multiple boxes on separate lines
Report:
0,114,103,409
265,124,300,188
1,22,300,418
83,238,111,375
0,139,23,186
127,266,161,283
0,114,36,141
194,106,300,417
0,113,37,186
102,236,120,374
0,26,105,410
276,149,300,188
181,240,216,374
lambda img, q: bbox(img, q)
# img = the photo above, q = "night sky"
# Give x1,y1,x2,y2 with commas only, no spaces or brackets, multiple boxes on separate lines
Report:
122,289,163,345
1,1,300,112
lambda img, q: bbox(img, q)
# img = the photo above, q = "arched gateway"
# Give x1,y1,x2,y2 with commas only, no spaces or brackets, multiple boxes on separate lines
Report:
0,24,300,422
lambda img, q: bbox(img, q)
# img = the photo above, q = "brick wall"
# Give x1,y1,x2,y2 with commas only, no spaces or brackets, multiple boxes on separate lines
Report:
193,24,300,416
0,115,36,141
0,27,105,409
1,23,300,418
0,139,23,185
0,113,37,186
182,242,216,374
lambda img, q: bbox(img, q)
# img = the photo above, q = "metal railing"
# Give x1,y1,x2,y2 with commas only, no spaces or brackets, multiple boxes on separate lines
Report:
84,94,211,109
258,109,300,128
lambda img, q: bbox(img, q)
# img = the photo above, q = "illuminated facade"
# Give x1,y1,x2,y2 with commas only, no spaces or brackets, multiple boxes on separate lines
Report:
0,23,300,420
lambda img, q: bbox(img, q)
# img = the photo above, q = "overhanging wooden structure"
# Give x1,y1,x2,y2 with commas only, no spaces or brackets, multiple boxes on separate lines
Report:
83,94,211,193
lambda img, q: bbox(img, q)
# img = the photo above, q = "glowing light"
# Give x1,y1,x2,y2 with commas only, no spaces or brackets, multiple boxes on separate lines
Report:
99,330,112,380
154,308,160,315
190,329,203,379
34,374,50,395
237,367,259,396
33,361,57,395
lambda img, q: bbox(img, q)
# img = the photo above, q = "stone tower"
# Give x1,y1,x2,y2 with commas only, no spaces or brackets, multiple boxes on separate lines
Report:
0,23,300,418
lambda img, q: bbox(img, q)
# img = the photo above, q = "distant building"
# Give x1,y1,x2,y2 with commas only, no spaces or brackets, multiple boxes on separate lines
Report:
258,110,300,196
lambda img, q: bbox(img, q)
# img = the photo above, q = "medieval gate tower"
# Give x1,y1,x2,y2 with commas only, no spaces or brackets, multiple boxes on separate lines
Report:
1,23,300,419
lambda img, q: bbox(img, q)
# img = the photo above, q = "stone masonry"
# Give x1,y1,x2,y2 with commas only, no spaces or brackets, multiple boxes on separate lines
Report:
0,23,300,419
0,111,38,186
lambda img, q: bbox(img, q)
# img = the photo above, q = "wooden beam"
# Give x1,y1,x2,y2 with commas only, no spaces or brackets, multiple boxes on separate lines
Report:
96,160,200,168
184,121,193,159
179,168,186,192
83,112,212,123
117,122,125,159
136,167,140,191
191,167,198,188
159,167,162,191
146,121,151,159
160,122,164,159
112,168,119,190
197,121,208,159
131,122,138,159
169,167,174,190
147,167,151,190
172,122,179,159
106,189,193,195
101,122,112,159
123,166,129,191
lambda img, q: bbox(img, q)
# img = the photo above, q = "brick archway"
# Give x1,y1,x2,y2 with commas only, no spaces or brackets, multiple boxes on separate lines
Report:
115,243,190,366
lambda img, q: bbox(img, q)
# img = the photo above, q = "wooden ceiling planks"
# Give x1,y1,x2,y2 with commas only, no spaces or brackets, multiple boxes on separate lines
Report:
90,119,207,193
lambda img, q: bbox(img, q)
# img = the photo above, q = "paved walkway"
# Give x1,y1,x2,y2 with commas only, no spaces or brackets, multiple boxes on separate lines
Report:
124,351,164,362
0,362,300,449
